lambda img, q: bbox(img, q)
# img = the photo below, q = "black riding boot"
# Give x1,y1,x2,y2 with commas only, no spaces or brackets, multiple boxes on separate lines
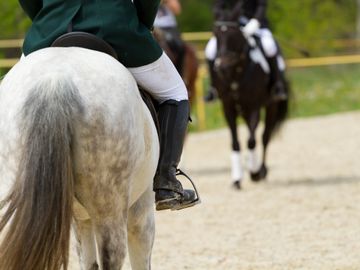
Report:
154,100,198,211
267,56,288,101
204,59,218,102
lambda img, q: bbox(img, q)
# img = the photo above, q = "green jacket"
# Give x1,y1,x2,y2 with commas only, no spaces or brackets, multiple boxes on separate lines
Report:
19,0,163,67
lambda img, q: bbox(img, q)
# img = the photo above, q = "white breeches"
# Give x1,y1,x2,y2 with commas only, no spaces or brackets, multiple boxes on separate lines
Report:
205,36,218,61
205,28,278,61
256,28,277,58
128,52,188,103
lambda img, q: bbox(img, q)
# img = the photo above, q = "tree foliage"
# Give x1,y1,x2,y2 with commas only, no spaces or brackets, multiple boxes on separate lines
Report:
0,1,30,38
267,0,357,56
177,0,357,56
0,0,358,57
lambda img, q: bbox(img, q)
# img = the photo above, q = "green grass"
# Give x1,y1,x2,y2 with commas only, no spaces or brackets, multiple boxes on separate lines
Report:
190,63,360,132
288,64,360,117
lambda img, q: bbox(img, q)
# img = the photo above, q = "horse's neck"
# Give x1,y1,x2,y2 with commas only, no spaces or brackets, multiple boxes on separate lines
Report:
238,47,253,78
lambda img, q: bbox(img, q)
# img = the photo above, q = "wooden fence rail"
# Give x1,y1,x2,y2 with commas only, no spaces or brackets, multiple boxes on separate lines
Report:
3,54,360,69
2,34,360,68
3,33,360,45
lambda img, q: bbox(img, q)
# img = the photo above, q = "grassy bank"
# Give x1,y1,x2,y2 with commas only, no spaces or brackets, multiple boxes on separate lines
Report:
191,63,360,131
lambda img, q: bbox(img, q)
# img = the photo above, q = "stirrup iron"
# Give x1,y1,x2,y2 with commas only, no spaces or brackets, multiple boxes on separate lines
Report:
170,169,201,211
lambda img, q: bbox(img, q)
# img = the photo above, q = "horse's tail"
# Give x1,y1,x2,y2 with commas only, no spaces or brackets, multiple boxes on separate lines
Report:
0,73,83,270
273,79,290,132
183,43,199,104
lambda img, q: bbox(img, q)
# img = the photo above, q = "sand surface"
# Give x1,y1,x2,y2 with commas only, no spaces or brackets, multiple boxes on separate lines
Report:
6,111,360,270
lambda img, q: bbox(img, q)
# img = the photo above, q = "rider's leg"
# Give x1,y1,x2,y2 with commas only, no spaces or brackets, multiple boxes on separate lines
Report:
128,52,198,211
204,36,218,102
260,29,287,101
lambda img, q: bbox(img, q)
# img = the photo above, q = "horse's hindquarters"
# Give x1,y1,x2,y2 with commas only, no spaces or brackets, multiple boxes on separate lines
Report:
0,47,159,269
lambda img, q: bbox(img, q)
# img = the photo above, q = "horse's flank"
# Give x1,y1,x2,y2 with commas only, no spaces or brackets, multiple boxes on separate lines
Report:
0,48,159,269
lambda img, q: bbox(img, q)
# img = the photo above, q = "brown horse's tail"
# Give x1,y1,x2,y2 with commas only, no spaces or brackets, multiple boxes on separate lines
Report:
183,44,199,105
273,79,290,133
0,74,83,270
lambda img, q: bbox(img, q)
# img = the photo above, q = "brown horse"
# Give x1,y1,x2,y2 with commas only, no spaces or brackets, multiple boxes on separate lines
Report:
153,28,199,105
213,11,289,189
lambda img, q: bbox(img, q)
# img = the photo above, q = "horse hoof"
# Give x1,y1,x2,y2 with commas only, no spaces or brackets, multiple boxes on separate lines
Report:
250,164,267,182
232,180,242,190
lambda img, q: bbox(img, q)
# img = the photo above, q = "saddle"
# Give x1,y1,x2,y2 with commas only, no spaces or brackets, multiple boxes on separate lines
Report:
51,32,160,137
52,31,118,59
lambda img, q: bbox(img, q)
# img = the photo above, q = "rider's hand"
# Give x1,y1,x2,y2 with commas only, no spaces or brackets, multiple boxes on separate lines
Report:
242,18,260,37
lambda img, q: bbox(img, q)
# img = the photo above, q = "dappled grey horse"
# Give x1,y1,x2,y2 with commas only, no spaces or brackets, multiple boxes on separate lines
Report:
0,47,159,269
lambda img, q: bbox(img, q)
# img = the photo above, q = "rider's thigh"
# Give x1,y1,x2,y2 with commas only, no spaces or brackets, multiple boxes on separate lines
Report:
127,52,188,103
205,36,217,61
258,28,277,58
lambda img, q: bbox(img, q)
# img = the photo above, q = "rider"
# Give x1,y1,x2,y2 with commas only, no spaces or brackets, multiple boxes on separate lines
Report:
205,0,287,102
19,0,198,211
154,0,185,75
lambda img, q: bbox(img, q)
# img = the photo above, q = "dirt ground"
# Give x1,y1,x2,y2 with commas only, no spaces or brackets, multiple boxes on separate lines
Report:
69,111,360,269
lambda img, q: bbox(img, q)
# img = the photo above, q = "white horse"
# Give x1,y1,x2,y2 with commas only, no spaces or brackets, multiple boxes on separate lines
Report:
0,47,159,270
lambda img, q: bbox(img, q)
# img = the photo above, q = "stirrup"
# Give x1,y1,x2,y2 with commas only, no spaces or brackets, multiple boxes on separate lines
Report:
170,169,201,211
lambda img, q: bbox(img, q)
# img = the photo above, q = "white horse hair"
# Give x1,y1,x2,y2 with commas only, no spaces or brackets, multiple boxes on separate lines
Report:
0,47,159,270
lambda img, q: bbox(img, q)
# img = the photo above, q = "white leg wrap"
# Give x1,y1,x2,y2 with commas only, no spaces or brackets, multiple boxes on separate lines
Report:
247,149,261,173
231,151,243,181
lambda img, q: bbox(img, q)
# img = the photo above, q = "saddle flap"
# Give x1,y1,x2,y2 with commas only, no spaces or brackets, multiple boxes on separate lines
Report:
51,31,118,60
